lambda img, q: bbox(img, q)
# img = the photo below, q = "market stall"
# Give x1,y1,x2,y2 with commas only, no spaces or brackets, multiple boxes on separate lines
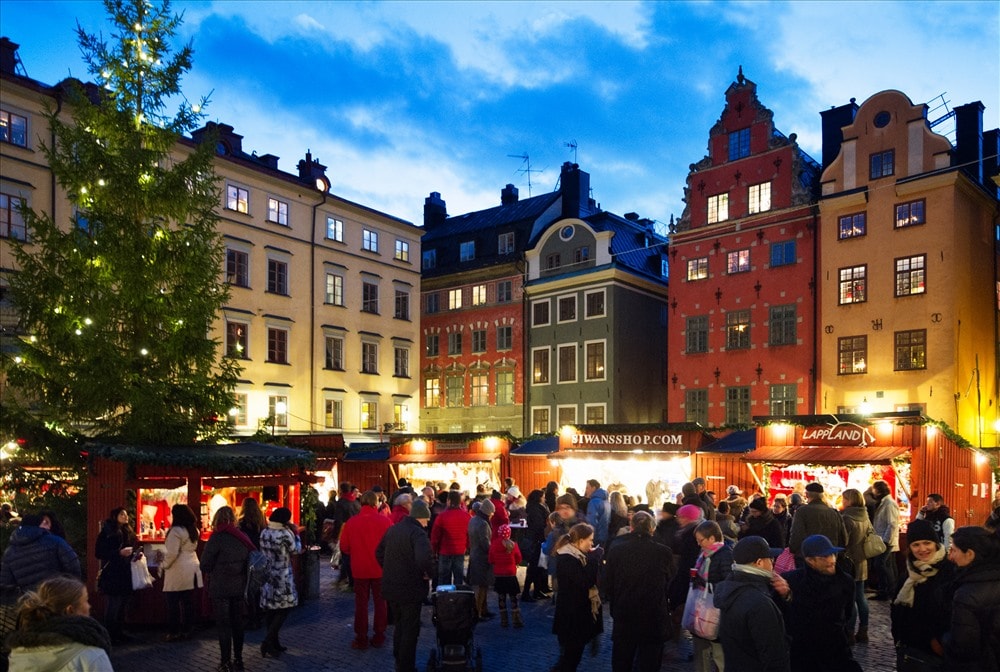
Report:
509,435,560,494
338,442,390,491
286,433,344,504
387,432,514,495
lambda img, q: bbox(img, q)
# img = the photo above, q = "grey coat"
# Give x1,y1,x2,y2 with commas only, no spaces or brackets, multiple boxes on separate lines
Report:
200,530,250,599
466,512,493,587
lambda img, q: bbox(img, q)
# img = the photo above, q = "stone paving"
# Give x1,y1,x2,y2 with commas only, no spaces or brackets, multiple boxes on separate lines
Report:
109,560,899,671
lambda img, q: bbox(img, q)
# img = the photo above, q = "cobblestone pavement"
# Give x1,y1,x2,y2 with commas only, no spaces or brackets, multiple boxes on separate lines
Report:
110,561,899,671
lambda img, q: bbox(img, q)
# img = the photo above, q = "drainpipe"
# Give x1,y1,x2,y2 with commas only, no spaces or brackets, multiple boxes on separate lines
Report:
810,204,819,414
309,186,329,431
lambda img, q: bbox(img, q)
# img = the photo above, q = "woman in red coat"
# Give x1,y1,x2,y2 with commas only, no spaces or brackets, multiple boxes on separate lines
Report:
488,523,522,628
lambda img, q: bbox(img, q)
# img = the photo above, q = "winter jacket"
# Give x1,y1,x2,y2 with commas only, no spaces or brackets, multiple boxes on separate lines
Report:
238,519,262,549
780,564,857,671
389,505,409,525
841,506,871,582
682,494,714,523
738,511,786,550
713,568,790,672
332,496,361,541
693,542,734,588
872,495,900,552
788,500,848,555
916,506,955,551
95,521,136,597
430,507,469,556
543,516,575,578
890,554,955,655
654,517,680,552
716,514,739,541
487,537,521,577
339,505,392,579
942,561,1000,672
159,526,203,592
259,522,300,610
605,532,673,640
552,547,601,642
1,525,81,591
200,529,250,599
466,512,493,587
585,488,611,544
376,516,433,604
726,495,748,522
7,615,112,672
525,501,549,543
607,510,629,540
668,523,701,609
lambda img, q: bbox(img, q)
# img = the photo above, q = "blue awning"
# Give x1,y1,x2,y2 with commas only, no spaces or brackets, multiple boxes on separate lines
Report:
701,429,756,454
343,443,389,461
512,435,559,455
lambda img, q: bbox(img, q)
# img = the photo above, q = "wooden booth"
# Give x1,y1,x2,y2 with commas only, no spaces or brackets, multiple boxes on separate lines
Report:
337,442,391,492
509,435,561,494
86,442,315,625
387,432,514,495
692,429,760,498
286,433,344,504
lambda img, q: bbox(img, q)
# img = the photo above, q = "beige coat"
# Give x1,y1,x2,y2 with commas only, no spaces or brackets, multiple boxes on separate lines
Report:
160,527,203,592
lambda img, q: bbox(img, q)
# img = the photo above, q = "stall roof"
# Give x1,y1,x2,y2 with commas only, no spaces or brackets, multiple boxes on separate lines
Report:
343,444,390,461
742,444,911,464
388,452,500,464
701,429,756,454
512,436,559,455
86,442,315,473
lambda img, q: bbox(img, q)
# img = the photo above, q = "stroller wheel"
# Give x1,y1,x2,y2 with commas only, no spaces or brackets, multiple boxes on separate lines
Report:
427,648,438,672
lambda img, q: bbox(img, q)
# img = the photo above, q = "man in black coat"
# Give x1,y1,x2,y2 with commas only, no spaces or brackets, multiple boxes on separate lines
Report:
376,499,433,672
605,511,674,672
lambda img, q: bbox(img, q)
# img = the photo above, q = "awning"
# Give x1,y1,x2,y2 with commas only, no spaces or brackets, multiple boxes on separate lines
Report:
512,436,559,455
388,452,499,464
701,429,756,454
742,444,911,465
342,447,389,462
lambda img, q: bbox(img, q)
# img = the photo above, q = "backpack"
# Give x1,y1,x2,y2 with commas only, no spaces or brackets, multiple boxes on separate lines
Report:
245,549,271,598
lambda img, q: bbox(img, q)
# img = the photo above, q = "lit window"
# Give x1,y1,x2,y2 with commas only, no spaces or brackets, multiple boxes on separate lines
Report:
0,193,26,240
361,342,378,373
585,404,605,424
838,336,867,374
895,200,925,229
325,335,344,370
226,321,249,359
498,232,515,254
470,372,488,406
422,249,436,269
448,288,463,310
394,404,408,430
585,290,605,318
460,241,475,262
267,328,288,364
496,326,512,351
686,316,708,354
360,400,378,429
870,150,895,179
532,348,550,384
585,341,605,380
395,239,409,262
725,387,751,425
424,378,441,408
838,213,866,239
325,273,344,305
362,280,379,313
394,289,410,319
726,310,751,350
496,371,514,405
838,265,867,304
685,389,708,425
532,407,550,433
558,406,577,426
708,193,729,224
362,229,378,253
472,284,487,306
445,376,464,407
448,332,462,355
225,249,249,287
325,399,343,429
687,257,708,281
226,185,249,213
769,304,796,346
0,110,28,147
770,240,796,267
267,259,288,295
267,197,288,226
748,182,771,214
728,128,750,161
895,330,926,371
895,255,926,297
269,395,288,427
726,249,750,274
558,344,576,383
394,347,409,377
558,296,576,322
231,393,248,426
326,216,343,241
497,280,513,303
532,300,550,327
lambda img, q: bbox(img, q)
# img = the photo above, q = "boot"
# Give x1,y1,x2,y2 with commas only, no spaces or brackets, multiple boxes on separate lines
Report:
499,608,509,628
855,626,869,643
512,608,523,628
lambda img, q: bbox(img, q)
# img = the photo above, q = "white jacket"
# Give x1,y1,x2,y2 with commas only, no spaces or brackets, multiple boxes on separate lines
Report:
8,643,112,672
159,526,203,591
873,496,900,552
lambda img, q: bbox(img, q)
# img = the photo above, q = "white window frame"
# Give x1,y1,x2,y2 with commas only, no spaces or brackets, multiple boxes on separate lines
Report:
324,396,344,429
471,284,487,306
531,347,550,385
531,406,551,434
584,340,606,381
584,289,606,319
460,240,475,261
708,193,729,224
360,399,378,430
748,181,771,214
532,299,551,327
557,295,577,324
557,343,577,383
498,232,515,254
584,403,606,425
226,183,249,214
326,216,344,241
268,394,289,428
395,239,409,262
448,288,463,310
267,196,289,226
557,405,578,427
325,272,344,306
230,392,249,427
362,228,379,253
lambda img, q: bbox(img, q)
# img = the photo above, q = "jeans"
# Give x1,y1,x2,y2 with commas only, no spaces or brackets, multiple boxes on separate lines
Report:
104,594,130,638
437,554,465,587
849,580,870,630
213,597,245,663
878,549,897,598
612,633,665,672
389,600,422,672
353,577,388,640
165,589,194,635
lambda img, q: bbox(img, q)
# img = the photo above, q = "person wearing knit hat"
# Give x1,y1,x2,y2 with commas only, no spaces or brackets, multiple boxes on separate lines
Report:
555,493,577,513
259,506,302,657
478,498,495,516
488,522,523,627
409,499,430,520
739,497,786,550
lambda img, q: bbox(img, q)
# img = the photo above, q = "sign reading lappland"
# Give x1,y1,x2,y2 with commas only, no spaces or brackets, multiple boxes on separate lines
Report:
570,433,684,448
801,422,876,447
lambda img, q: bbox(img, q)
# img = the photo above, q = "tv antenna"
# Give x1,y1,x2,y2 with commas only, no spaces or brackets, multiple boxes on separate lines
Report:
508,153,541,197
564,140,578,164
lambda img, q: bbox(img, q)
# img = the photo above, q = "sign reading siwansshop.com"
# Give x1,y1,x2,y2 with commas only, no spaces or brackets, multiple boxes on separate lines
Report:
570,433,685,447
800,422,876,447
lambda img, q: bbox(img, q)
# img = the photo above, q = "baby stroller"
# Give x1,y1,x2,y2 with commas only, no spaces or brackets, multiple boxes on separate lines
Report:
427,585,483,672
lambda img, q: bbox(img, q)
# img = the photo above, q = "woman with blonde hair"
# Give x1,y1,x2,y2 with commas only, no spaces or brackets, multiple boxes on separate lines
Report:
201,506,254,672
840,488,872,644
608,491,629,539
6,576,112,671
552,523,602,672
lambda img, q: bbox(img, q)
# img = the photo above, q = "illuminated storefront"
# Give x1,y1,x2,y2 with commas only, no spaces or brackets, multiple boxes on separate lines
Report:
387,432,514,495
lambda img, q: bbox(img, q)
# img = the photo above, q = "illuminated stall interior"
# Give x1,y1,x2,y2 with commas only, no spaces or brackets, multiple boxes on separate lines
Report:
388,432,514,496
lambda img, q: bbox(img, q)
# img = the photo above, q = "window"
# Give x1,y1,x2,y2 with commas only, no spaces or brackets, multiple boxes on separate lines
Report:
0,110,28,146
532,300,550,327
558,296,576,322
267,328,288,364
585,290,606,318
426,334,439,357
422,249,436,269
470,372,488,406
585,404,605,424
838,336,867,374
226,185,249,213
870,150,895,179
362,280,379,313
532,348,550,384
472,329,487,353
448,288,462,310
838,265,867,304
231,393,248,426
460,241,475,262
424,378,441,408
728,128,750,161
685,389,708,425
325,273,344,305
362,229,378,253
361,342,378,373
769,304,796,346
394,289,410,319
394,404,408,430
269,395,288,428
0,193,26,240
360,401,378,430
448,332,462,355
324,399,343,429
895,200,925,229
558,406,577,426
708,193,729,224
325,335,344,370
472,284,487,306
725,310,750,350
585,341,605,380
426,293,440,314
532,407,550,434
497,326,512,351
545,253,561,270
895,329,926,371
748,182,771,214
838,212,866,239
394,347,409,377
726,249,750,274
267,259,288,295
496,371,514,405
558,345,577,383
770,240,796,267
326,216,343,241
574,246,590,263
497,280,513,303
726,387,751,425
445,376,464,407
895,255,926,296
769,384,796,416
395,240,409,262
687,257,708,281
225,321,249,359
686,316,708,354
267,197,288,225
498,232,515,254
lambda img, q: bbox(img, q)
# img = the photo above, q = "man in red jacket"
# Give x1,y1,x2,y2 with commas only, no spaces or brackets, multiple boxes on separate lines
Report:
430,490,469,586
339,490,393,649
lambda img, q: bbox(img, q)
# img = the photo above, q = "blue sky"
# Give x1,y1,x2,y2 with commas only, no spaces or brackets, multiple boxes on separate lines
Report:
2,1,997,228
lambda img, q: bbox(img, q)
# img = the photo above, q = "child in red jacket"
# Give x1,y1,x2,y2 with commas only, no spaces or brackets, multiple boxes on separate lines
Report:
488,523,523,628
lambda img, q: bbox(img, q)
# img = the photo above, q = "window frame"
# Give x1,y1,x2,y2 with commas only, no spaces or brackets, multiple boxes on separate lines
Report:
685,389,708,425
532,300,550,327
231,392,248,427
585,340,606,381
448,288,463,311
708,193,730,224
266,258,288,295
770,240,796,267
748,181,772,214
460,240,475,262
225,320,249,359
870,150,895,179
394,288,410,320
894,329,927,371
768,304,797,346
725,386,751,425
686,315,709,354
769,384,796,416
557,344,577,383
394,239,410,262
361,279,379,314
424,377,441,408
447,332,462,356
495,370,514,406
445,375,464,408
687,257,708,281
422,249,436,270
496,325,513,351
426,333,439,357
268,395,288,428
726,248,751,274
471,284,487,306
838,335,868,375
324,398,343,429
498,231,515,255
496,280,513,304
0,109,28,147
895,199,926,229
325,334,344,370
266,197,289,226
425,292,440,314
361,341,379,374
325,272,344,306
226,184,249,214
362,228,379,253
225,248,250,288
838,265,867,305
531,407,551,434
360,400,378,430
471,329,487,354
470,371,488,406
894,254,926,297
266,327,288,364
394,346,410,377
728,127,751,161
584,289,606,318
725,309,751,350
0,192,27,240
557,295,577,323
531,347,550,385
838,212,867,240
326,216,343,242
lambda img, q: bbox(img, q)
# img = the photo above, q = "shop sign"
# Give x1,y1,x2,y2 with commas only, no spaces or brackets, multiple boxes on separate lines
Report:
437,441,466,451
571,433,684,447
801,422,875,447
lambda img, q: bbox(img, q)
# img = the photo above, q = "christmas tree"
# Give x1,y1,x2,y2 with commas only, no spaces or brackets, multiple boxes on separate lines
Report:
5,0,240,445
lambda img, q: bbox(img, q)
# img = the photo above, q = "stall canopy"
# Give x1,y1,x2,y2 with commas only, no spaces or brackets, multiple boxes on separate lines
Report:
388,452,499,463
742,444,910,464
512,435,559,455
702,429,756,454
345,442,390,461
86,441,315,475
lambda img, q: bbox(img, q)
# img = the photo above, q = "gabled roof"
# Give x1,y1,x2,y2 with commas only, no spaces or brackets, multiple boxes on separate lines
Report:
421,191,561,244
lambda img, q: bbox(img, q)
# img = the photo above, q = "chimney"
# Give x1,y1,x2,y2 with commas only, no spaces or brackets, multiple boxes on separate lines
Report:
424,192,447,228
984,129,999,199
256,153,280,170
297,150,328,187
820,99,858,168
623,212,639,221
954,101,985,185
501,183,519,206
0,38,19,76
560,162,591,219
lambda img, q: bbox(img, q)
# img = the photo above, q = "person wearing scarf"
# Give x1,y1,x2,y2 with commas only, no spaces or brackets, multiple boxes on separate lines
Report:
201,505,254,672
690,521,733,672
552,523,602,672
889,518,955,669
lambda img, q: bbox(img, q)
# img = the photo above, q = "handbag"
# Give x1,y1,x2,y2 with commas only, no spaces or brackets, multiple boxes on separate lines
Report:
681,583,720,640
774,547,796,574
131,554,154,590
897,645,945,672
863,523,887,559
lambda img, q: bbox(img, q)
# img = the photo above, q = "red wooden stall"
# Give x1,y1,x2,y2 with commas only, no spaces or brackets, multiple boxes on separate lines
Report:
387,432,514,494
